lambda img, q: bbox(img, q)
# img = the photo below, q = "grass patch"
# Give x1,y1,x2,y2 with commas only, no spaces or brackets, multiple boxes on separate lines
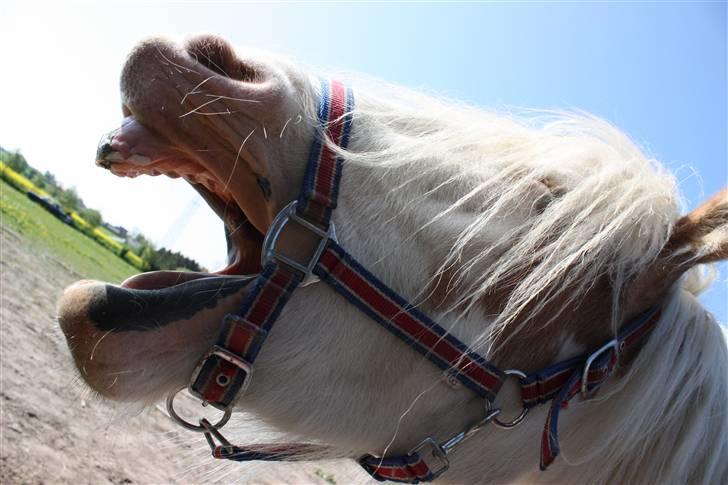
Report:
0,178,138,283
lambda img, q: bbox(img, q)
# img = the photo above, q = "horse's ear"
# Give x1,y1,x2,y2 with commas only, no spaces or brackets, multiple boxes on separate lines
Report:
669,188,728,264
624,188,727,313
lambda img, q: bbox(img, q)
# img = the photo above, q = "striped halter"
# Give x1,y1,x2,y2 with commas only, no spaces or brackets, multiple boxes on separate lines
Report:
167,79,660,483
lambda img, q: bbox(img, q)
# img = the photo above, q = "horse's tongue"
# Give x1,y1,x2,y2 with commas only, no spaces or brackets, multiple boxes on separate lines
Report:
96,116,177,167
121,271,260,290
121,270,213,289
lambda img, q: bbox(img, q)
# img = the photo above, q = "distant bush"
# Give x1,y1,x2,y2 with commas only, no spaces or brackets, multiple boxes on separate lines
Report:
78,207,103,228
152,247,204,272
128,233,203,272
1,160,48,195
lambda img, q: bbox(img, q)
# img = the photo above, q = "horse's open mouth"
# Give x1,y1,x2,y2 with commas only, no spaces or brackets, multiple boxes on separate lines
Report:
91,34,290,291
51,114,266,400
57,35,311,400
96,113,264,290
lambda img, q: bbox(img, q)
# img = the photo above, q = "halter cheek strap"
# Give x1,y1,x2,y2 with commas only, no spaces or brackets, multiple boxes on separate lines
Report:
170,79,661,483
187,80,353,409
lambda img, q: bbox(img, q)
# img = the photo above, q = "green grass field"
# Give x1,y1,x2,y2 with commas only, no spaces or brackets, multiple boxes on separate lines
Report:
0,178,138,283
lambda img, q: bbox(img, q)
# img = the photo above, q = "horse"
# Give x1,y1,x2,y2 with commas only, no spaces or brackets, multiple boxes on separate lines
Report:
57,34,727,484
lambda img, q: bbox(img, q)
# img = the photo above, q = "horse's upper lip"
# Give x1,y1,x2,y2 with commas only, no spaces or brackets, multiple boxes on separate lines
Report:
94,35,281,290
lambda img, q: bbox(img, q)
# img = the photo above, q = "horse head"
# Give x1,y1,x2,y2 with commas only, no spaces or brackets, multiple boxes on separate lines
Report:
57,35,727,483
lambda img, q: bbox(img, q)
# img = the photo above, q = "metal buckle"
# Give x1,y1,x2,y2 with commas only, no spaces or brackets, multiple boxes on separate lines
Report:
168,346,252,432
409,437,450,479
581,339,618,398
189,345,253,410
261,201,337,287
490,369,529,429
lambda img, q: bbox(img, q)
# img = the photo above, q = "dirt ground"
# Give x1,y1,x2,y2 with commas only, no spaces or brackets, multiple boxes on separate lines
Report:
0,225,365,484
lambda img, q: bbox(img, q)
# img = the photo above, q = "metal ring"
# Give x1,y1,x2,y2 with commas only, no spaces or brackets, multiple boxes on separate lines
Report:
490,369,530,430
166,386,231,433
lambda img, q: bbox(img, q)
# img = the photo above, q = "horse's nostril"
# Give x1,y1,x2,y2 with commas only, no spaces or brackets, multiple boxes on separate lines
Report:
184,34,259,83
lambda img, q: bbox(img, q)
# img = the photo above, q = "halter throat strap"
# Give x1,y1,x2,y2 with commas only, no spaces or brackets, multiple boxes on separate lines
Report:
173,79,661,483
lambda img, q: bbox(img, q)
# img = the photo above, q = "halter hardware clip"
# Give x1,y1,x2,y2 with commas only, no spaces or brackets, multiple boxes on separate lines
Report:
365,407,501,481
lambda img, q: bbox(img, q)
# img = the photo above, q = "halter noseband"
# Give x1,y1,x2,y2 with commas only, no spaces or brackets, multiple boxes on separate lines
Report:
167,79,660,483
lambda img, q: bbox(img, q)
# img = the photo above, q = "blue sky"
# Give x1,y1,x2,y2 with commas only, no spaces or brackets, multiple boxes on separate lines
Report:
1,1,725,321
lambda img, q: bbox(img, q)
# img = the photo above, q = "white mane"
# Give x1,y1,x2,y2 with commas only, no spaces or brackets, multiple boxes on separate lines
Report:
339,81,679,339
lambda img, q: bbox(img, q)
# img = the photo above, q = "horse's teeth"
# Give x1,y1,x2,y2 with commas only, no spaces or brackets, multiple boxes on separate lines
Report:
103,151,125,162
98,150,150,165
128,154,153,165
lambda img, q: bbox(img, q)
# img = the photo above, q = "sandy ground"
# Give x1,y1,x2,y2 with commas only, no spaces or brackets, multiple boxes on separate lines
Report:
0,225,366,484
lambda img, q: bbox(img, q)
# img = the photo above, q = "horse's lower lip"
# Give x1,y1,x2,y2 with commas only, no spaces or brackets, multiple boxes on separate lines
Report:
86,276,257,333
57,273,254,400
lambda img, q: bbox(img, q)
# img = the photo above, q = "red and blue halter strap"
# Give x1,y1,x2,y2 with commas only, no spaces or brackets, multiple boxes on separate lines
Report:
297,78,351,227
189,79,353,409
191,79,662,483
316,242,505,399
